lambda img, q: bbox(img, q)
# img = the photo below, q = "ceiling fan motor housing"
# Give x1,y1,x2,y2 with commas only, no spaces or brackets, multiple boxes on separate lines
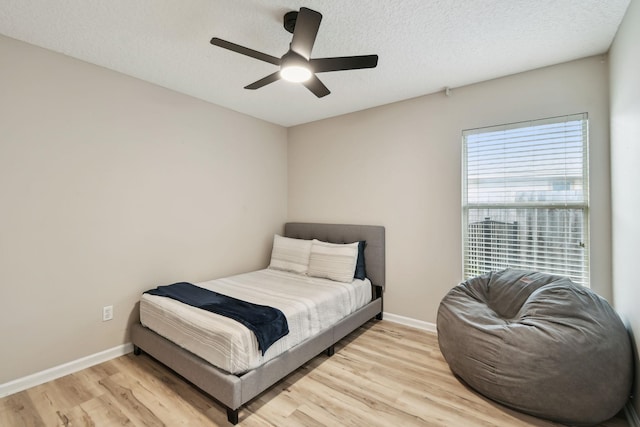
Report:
284,11,298,33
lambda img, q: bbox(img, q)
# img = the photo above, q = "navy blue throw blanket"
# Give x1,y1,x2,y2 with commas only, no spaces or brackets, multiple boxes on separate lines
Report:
145,282,289,355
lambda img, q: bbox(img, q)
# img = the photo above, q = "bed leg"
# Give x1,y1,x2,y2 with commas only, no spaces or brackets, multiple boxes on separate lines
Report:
326,345,335,357
133,345,142,356
375,285,384,320
226,408,239,425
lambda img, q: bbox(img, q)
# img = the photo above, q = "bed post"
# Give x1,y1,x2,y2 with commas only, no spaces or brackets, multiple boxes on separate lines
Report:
375,285,383,320
326,345,335,357
227,407,239,425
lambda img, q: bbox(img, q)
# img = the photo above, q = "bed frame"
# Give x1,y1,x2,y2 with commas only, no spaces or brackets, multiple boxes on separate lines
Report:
131,222,385,424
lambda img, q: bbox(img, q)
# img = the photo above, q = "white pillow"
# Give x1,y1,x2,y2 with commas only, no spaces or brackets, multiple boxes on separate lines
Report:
268,235,312,274
307,239,359,283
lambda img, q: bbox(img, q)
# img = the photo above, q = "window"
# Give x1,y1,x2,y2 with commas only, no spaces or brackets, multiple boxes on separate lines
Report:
462,113,589,286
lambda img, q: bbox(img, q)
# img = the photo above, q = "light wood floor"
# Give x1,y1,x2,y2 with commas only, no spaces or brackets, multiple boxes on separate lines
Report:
0,320,630,426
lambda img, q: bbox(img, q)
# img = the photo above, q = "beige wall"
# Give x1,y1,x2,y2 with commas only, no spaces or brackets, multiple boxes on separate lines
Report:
0,35,288,384
288,56,611,324
609,0,640,416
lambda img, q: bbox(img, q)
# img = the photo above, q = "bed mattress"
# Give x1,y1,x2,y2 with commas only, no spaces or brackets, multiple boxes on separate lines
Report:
140,268,372,374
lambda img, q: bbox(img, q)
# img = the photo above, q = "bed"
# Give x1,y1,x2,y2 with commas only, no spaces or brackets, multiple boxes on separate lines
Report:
131,222,385,424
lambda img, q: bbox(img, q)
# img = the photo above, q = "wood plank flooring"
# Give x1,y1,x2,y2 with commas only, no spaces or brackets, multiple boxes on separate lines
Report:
0,320,630,426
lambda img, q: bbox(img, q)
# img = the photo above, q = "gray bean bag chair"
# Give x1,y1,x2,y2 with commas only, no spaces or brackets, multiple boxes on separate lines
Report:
437,269,632,426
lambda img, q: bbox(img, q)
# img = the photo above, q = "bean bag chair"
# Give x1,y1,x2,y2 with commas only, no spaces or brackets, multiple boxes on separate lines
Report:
437,269,632,426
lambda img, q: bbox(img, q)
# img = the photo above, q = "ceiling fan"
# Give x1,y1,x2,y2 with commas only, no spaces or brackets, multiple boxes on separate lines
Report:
210,7,378,98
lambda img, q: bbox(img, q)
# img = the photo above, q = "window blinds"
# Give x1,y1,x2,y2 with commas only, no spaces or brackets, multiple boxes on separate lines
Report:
462,113,589,286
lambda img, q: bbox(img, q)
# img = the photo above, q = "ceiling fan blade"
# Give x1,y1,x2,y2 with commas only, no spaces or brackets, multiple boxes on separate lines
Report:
302,74,330,98
210,38,280,66
290,7,322,59
244,72,281,90
311,55,379,73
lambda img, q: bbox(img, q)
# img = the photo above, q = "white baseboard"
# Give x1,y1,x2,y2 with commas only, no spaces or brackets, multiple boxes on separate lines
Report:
0,343,133,398
0,317,432,399
626,402,640,427
383,312,437,333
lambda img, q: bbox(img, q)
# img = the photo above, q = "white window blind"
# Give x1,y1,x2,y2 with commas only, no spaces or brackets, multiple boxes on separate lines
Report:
462,113,589,286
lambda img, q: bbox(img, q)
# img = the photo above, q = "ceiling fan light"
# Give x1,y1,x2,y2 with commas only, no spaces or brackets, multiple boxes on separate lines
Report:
280,65,312,82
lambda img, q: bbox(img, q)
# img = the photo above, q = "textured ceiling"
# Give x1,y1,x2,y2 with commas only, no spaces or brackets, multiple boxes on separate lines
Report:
0,0,630,127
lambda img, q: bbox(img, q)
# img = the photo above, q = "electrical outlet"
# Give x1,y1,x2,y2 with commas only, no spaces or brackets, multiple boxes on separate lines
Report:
103,305,113,321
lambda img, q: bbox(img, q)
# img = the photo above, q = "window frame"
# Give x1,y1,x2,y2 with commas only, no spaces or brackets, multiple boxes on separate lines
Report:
461,113,590,286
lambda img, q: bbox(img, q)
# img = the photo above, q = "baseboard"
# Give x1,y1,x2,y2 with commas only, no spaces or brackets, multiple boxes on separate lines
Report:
383,312,437,333
0,343,133,398
0,317,435,399
625,401,640,427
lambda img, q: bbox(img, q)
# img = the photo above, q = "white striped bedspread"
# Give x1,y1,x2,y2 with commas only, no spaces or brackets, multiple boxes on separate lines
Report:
140,268,372,374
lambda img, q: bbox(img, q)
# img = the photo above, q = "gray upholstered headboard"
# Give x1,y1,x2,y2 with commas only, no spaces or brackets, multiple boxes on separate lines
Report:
284,222,386,289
